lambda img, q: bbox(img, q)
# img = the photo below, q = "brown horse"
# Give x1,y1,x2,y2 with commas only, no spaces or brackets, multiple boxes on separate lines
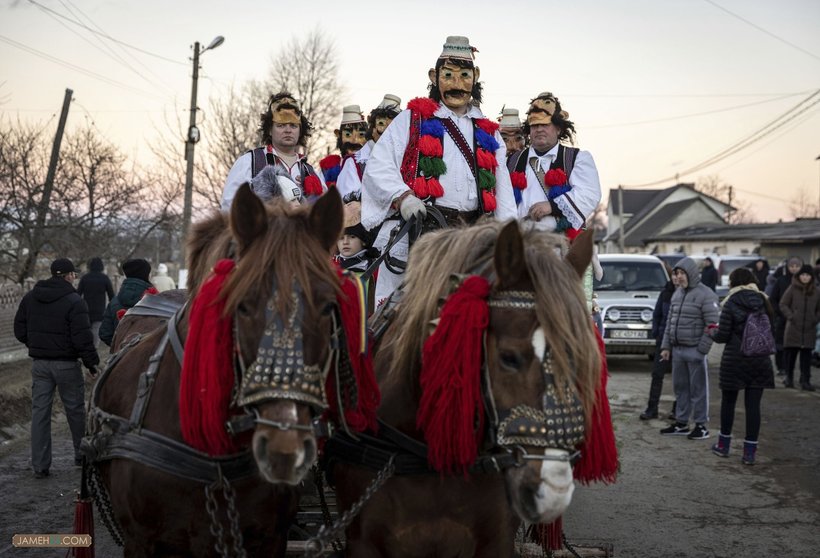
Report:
331,221,600,557
110,289,187,352
84,185,345,557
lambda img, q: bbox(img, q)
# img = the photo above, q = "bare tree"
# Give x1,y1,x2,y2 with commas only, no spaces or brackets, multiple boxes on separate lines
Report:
787,187,820,219
695,174,756,224
269,27,343,160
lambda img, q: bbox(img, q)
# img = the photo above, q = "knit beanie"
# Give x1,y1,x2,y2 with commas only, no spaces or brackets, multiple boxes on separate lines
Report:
122,259,151,282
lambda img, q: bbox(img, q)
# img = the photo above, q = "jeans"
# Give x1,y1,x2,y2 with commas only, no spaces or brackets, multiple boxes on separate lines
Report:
31,360,85,472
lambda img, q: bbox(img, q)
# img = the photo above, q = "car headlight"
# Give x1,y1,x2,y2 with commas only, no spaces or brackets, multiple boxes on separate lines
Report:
641,309,653,322
608,308,620,322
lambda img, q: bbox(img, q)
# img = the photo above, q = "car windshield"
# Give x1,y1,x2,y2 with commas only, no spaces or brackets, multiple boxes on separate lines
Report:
594,261,668,291
719,259,759,276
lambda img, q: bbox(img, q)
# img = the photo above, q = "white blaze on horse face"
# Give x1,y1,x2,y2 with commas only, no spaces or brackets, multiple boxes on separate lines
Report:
531,327,547,363
534,449,575,521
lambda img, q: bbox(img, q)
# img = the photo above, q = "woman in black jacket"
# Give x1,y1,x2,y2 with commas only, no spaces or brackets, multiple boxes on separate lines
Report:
709,267,775,465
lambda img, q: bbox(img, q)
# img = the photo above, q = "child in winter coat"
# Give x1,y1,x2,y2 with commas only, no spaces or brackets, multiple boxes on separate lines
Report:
779,264,820,391
709,268,775,465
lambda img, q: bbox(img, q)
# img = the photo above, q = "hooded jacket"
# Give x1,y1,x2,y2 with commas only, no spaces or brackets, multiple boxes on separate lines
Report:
711,288,775,390
99,277,153,346
76,258,114,321
13,277,99,368
661,257,720,354
780,275,820,348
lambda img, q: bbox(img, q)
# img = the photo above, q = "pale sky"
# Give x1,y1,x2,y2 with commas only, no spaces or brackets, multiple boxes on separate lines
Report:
2,0,819,221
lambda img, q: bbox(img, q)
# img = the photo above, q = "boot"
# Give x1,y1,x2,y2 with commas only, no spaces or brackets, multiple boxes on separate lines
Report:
742,440,758,465
783,371,794,388
800,373,815,391
711,433,731,457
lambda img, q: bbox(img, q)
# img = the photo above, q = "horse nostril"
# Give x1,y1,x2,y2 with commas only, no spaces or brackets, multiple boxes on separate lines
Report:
302,437,317,469
253,432,268,464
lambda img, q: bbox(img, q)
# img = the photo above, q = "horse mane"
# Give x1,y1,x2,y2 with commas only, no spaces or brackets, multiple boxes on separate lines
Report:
383,220,600,417
185,199,338,316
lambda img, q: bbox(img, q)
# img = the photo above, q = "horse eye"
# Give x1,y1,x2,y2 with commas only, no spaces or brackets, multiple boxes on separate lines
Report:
237,302,251,316
499,351,522,370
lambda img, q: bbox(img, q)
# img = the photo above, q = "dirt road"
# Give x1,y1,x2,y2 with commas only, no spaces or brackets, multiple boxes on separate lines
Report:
0,349,817,557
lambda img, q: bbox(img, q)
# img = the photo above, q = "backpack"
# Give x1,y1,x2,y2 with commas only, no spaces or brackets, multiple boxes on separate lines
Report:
740,310,775,357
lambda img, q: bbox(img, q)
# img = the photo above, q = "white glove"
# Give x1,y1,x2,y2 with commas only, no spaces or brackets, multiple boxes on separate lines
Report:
399,195,427,221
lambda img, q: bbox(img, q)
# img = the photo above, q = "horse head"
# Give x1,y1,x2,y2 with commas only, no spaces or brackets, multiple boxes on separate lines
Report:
216,184,343,485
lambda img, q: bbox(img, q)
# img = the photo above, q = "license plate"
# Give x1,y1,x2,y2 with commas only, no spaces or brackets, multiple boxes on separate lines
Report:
611,330,647,339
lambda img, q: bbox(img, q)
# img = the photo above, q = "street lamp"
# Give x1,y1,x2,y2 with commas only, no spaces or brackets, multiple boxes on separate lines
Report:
180,35,224,271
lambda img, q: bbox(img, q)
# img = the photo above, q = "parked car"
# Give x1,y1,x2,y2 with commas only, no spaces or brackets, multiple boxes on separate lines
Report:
654,253,686,270
595,254,670,357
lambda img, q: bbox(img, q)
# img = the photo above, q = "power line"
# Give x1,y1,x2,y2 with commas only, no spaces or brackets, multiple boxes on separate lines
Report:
0,34,167,101
586,92,807,129
26,0,187,66
703,0,820,64
621,90,820,188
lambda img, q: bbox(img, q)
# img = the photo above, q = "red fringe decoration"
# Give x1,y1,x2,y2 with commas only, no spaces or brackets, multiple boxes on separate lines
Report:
319,154,342,171
418,134,444,158
70,497,94,557
531,516,564,552
475,148,498,171
417,276,490,475
115,287,160,322
510,171,528,189
426,177,444,198
482,190,497,212
116,308,126,320
573,326,618,484
303,174,323,196
325,267,380,432
412,176,429,198
179,259,240,456
407,97,439,120
475,118,500,136
546,168,568,187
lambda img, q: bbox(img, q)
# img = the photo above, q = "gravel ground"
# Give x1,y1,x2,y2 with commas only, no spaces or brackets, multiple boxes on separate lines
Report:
0,347,817,557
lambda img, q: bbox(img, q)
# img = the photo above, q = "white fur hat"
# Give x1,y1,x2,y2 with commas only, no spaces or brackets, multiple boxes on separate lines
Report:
439,36,476,61
339,105,366,126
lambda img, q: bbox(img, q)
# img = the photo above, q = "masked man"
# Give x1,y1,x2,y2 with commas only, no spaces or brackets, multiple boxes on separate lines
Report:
221,92,324,210
319,105,369,190
336,94,402,200
361,36,517,306
507,92,601,238
499,107,526,153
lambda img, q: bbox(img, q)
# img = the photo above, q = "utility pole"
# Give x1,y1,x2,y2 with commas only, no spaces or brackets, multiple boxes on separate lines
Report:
18,88,72,284
727,185,734,224
180,41,201,270
618,185,626,253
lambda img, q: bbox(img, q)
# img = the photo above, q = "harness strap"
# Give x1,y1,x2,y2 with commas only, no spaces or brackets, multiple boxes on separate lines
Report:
128,327,171,428
167,304,186,365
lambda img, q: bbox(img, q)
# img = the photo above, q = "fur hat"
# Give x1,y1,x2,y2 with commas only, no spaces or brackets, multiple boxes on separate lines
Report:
50,258,75,276
251,165,302,204
342,201,372,247
122,258,151,282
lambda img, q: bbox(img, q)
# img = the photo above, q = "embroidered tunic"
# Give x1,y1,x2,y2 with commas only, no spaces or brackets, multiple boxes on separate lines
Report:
336,140,374,200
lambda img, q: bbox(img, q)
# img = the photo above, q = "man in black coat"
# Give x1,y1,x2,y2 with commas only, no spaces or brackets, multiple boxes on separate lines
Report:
769,256,803,374
14,258,100,478
76,257,114,348
700,257,718,291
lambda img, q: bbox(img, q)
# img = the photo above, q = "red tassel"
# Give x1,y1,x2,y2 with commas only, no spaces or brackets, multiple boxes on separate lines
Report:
482,190,497,212
573,326,619,484
565,228,582,241
545,168,568,187
319,154,342,171
426,177,444,198
407,97,439,120
510,171,527,189
475,118,500,136
475,148,498,171
304,174,323,196
116,308,126,321
417,276,490,475
70,499,94,557
418,135,444,158
325,267,380,432
413,176,429,198
179,259,240,455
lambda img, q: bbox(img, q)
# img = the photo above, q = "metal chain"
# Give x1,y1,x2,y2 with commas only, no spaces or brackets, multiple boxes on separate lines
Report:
562,532,584,558
221,477,247,558
304,455,396,558
86,463,124,547
205,482,230,558
311,464,343,553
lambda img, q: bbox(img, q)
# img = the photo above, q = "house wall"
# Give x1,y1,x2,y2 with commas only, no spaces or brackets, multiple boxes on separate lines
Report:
648,239,758,256
759,242,820,266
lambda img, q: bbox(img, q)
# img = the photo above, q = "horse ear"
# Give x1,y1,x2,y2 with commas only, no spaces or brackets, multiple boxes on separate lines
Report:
565,228,594,279
494,221,527,289
230,182,268,254
309,187,343,253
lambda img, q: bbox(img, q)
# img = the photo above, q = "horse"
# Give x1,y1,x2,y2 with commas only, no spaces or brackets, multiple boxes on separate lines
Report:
83,185,347,557
110,289,187,352
329,220,602,557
